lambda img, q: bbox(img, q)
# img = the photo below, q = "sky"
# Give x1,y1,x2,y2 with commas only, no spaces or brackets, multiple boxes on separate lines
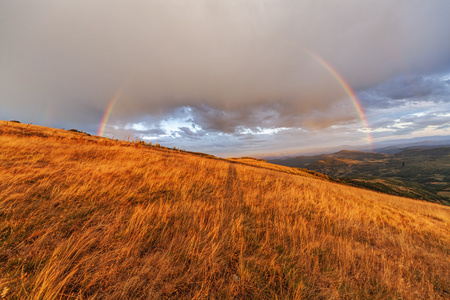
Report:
1,0,450,157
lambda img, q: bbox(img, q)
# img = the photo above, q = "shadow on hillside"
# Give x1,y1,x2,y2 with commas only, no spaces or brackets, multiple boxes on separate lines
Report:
225,164,244,203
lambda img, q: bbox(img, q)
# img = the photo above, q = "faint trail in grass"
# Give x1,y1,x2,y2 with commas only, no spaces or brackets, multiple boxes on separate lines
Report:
222,163,246,229
223,164,248,296
225,164,244,203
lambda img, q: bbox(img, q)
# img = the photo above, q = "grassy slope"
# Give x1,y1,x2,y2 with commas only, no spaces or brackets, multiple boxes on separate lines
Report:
1,121,449,299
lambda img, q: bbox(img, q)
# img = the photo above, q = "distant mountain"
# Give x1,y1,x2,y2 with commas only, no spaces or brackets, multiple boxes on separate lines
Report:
373,144,450,154
368,135,450,154
268,147,450,205
267,150,390,169
256,135,450,159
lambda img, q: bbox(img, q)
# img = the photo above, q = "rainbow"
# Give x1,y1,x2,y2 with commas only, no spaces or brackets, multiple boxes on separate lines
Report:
97,52,373,151
97,88,123,136
302,48,374,151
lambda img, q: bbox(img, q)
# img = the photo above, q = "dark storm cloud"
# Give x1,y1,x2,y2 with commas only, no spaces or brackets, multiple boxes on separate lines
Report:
178,127,198,137
140,128,166,136
2,0,450,157
184,100,359,135
377,76,435,100
172,126,207,141
359,72,450,110
187,105,242,134
185,104,293,134
2,0,450,134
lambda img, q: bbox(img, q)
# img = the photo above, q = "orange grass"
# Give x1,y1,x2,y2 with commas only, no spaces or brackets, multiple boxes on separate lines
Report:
0,121,449,299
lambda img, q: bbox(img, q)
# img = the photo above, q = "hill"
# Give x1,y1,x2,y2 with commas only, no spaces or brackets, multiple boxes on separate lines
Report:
269,149,450,205
1,120,449,299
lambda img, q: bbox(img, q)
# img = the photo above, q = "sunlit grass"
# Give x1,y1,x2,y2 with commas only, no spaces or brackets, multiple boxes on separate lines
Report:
1,121,449,299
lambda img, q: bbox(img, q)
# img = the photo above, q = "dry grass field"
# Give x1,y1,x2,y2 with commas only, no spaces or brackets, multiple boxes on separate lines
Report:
1,121,449,299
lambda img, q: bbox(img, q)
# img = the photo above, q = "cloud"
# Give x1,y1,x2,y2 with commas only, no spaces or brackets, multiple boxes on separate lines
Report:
1,0,450,155
367,109,450,139
2,1,450,121
359,72,450,110
376,76,435,100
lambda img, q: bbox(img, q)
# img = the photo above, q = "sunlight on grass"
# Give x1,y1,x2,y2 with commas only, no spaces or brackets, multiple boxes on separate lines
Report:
1,121,449,299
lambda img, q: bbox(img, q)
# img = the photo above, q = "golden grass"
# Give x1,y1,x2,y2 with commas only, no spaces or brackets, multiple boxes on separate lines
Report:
1,121,449,299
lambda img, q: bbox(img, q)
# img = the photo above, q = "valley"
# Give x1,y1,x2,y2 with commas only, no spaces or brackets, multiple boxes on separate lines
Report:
269,149,450,205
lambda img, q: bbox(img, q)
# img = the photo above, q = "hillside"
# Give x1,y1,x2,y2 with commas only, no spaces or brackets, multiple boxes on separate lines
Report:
1,120,450,299
269,149,450,205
